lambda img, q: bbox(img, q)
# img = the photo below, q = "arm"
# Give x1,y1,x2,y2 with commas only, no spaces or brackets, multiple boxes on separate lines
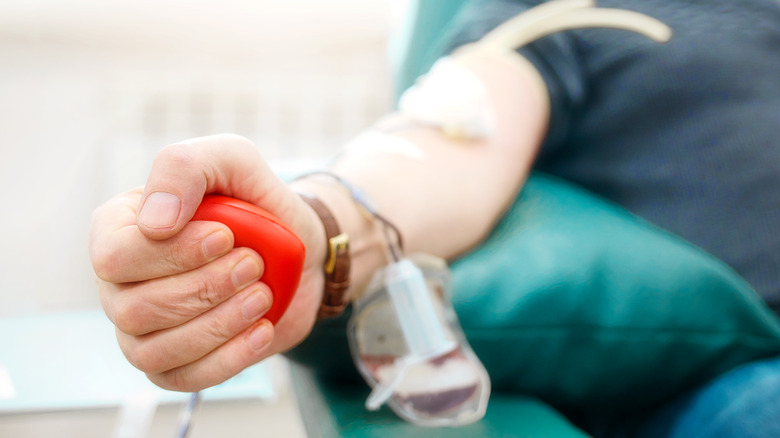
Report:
292,52,549,296
89,52,549,391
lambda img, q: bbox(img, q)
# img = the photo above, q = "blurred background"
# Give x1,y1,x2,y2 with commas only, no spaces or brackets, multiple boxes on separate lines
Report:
0,0,407,315
0,0,410,435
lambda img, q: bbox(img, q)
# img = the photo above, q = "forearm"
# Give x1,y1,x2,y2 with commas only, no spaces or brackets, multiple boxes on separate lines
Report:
291,52,549,296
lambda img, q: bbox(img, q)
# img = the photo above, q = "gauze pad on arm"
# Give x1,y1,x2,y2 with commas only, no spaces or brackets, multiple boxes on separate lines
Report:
399,57,497,140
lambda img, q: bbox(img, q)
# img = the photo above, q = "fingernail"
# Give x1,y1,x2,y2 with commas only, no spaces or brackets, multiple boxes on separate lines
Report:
139,192,181,229
241,288,271,321
203,230,232,259
248,321,272,352
232,257,261,288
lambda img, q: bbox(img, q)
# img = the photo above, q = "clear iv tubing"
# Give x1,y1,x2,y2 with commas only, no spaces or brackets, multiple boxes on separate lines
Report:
293,171,404,261
175,391,200,438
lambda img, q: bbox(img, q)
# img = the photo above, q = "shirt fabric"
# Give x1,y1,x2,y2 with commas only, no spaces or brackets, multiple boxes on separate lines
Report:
436,0,780,313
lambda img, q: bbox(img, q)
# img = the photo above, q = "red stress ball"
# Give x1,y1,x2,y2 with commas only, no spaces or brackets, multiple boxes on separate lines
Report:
192,195,305,324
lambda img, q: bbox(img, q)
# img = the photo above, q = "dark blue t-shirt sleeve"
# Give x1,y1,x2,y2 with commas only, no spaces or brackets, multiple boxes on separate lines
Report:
431,0,586,153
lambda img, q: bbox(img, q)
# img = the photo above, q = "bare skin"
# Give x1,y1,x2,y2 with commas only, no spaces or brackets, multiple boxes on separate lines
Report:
89,52,549,392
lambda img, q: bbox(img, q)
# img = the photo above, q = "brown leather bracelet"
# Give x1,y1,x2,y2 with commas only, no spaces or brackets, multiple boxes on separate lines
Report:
300,194,351,319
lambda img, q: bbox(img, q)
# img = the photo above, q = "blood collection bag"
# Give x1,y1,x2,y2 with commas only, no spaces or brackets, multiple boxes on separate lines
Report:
347,254,490,427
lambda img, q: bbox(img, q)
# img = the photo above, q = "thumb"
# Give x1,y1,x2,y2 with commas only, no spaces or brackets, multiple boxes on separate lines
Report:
137,134,289,240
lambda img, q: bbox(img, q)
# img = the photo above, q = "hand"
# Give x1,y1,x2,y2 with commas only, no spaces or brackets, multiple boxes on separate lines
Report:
90,134,326,391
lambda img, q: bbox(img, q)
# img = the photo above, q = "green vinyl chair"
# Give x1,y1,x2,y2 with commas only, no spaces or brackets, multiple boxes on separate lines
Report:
286,1,780,436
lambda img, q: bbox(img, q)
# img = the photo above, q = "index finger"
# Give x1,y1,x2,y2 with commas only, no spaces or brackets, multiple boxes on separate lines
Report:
90,188,234,283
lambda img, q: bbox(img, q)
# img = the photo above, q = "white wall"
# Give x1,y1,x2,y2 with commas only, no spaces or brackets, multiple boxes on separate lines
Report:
0,0,407,316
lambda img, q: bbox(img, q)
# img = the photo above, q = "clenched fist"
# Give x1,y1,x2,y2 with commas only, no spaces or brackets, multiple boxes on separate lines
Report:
89,134,326,391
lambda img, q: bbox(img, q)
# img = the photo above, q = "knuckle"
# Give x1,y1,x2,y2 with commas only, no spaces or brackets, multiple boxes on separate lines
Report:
162,240,191,272
201,316,235,344
90,243,123,283
126,341,167,375
157,226,219,273
113,301,149,336
193,274,224,309
161,234,204,274
155,373,181,392
186,254,245,310
157,142,196,167
148,366,201,392
144,372,172,391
